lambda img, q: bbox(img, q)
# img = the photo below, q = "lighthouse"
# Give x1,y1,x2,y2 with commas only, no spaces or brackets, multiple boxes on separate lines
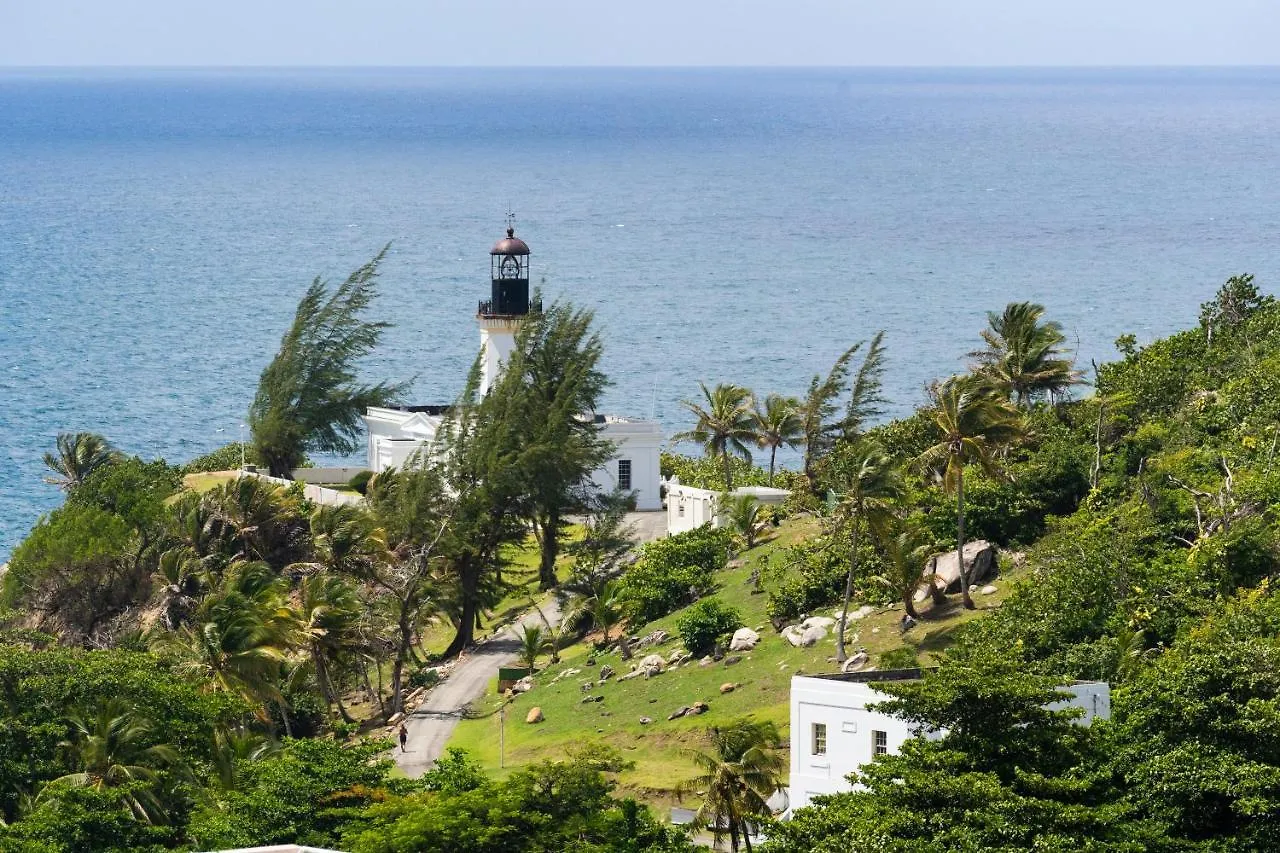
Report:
478,223,535,395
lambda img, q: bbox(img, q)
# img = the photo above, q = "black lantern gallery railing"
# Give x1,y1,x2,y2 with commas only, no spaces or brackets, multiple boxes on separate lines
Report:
478,298,542,317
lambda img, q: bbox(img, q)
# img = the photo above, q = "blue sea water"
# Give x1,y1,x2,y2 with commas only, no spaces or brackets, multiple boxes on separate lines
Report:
2,67,1280,560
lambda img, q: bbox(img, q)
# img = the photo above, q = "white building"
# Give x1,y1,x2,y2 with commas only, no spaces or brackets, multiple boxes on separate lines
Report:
665,480,791,535
363,225,663,511
788,669,1112,812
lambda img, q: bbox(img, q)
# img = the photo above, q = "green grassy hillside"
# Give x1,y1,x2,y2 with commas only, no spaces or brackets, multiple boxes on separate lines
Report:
449,517,1022,807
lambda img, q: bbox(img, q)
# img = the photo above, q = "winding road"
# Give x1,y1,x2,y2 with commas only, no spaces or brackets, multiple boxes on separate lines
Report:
393,598,562,776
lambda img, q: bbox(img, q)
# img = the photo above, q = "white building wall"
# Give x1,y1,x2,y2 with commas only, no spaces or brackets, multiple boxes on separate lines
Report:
589,419,663,511
787,674,1112,812
666,482,791,536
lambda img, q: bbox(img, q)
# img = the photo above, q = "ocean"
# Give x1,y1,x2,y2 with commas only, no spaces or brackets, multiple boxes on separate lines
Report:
2,67,1280,559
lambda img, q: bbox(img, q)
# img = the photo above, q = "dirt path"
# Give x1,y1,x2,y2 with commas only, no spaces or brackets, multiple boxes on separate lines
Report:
393,598,561,776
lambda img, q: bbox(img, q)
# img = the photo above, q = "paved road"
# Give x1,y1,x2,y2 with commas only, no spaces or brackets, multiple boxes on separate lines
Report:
393,598,562,776
393,511,665,776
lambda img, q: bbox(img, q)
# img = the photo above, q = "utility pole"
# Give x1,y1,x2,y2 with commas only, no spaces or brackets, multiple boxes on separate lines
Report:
499,704,506,769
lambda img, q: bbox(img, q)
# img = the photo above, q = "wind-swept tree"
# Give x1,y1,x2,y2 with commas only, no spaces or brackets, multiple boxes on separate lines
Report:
681,718,785,853
248,246,409,478
752,394,803,485
970,301,1081,407
799,331,887,492
675,382,757,491
828,438,901,661
513,300,614,590
42,431,120,491
916,376,1023,609
297,573,362,723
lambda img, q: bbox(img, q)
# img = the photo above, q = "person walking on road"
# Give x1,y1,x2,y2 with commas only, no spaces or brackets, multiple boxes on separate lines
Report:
398,723,408,752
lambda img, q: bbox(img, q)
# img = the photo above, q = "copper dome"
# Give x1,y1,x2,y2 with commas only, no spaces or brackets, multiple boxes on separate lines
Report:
490,227,531,256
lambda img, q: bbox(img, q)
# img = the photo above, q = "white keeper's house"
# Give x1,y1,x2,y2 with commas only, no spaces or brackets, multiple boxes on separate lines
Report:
364,224,663,511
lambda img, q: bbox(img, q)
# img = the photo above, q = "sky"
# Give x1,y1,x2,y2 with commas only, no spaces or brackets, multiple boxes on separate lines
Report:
2,0,1278,66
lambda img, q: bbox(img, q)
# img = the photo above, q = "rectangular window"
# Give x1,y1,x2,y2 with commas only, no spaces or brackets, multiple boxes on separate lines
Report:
678,503,685,517
872,730,888,756
617,459,632,490
812,723,827,756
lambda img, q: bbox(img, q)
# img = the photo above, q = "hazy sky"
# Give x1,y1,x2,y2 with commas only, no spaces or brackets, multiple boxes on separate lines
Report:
3,0,1278,67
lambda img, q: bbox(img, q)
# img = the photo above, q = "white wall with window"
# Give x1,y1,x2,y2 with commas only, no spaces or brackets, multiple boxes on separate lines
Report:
788,671,1111,813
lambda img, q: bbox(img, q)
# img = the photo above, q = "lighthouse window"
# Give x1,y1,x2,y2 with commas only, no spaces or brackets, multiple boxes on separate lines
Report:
617,459,632,490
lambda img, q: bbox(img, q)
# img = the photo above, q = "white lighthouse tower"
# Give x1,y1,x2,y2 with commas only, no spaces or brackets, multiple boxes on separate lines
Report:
478,222,534,394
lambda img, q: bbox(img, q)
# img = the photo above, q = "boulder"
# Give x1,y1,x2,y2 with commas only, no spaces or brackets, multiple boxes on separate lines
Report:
599,664,615,681
980,584,998,595
580,681,595,692
841,651,870,673
668,706,690,721
618,668,645,682
917,540,997,599
639,654,666,677
526,707,544,724
801,616,837,631
699,656,715,667
720,682,737,694
388,711,406,725
640,716,653,725
512,676,534,694
847,605,876,621
782,625,806,647
690,701,710,715
723,655,742,666
667,648,687,665
637,630,669,649
729,627,760,651
800,624,827,647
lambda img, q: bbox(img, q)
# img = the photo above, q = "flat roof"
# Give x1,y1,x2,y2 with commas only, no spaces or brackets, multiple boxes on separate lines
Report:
804,667,933,684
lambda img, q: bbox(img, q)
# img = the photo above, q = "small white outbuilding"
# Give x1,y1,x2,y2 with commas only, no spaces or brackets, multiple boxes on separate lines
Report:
664,479,791,535
788,669,1112,812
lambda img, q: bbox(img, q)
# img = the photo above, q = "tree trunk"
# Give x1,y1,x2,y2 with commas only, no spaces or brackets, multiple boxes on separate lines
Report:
957,465,975,610
361,660,385,719
768,446,777,486
390,602,415,716
442,588,480,660
723,453,734,492
903,592,920,620
313,648,354,724
836,514,859,662
537,512,560,590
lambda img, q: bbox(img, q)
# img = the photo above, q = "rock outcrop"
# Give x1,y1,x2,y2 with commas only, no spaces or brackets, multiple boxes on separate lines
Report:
915,540,997,600
729,627,760,651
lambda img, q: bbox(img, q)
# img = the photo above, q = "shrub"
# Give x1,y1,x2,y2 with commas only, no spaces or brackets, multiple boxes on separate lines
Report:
348,470,374,495
878,646,920,670
618,525,731,623
183,442,259,474
676,598,742,655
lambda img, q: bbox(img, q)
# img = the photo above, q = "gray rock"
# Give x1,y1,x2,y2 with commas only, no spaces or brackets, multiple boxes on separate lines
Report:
917,540,998,599
800,625,827,646
801,616,837,631
690,701,710,715
526,707,544,724
639,654,666,677
782,625,806,647
729,627,760,651
668,706,690,721
723,655,742,666
599,664,615,681
980,584,998,595
640,716,653,725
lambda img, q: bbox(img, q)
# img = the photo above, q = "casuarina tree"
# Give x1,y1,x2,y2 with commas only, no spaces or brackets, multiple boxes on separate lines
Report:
249,246,408,478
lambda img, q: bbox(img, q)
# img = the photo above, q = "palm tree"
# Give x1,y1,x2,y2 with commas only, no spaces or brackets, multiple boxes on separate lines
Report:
563,577,626,649
799,332,887,492
297,573,362,723
873,516,940,619
751,395,803,485
209,723,279,793
46,699,182,823
153,561,296,731
722,493,767,550
828,439,901,661
680,718,785,853
916,376,1024,609
306,503,385,579
42,432,120,490
204,476,307,567
154,545,207,630
516,624,549,674
674,382,757,491
970,301,1082,407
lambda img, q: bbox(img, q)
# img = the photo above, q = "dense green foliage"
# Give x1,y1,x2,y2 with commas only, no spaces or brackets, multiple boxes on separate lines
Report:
675,597,742,656
617,526,732,623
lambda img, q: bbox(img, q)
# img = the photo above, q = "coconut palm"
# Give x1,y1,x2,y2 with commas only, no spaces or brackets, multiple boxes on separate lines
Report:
153,561,296,730
916,376,1024,609
297,573,362,723
154,545,208,630
210,723,280,793
751,394,803,485
516,624,549,674
873,516,940,619
563,577,626,649
674,382,757,491
828,438,902,661
799,332,887,492
722,493,767,550
680,718,785,853
46,699,181,824
42,432,120,491
203,475,307,567
970,301,1082,407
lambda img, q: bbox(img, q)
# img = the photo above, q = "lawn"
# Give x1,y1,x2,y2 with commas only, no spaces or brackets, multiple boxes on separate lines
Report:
448,516,1022,807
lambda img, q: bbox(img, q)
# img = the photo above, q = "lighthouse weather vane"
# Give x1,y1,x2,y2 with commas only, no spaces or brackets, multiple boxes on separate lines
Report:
506,206,516,232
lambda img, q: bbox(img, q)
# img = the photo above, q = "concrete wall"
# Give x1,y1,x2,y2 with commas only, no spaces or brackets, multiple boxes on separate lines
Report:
290,466,368,485
244,472,363,508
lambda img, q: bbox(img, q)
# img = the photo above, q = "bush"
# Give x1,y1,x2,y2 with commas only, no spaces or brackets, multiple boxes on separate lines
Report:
407,667,441,690
618,525,731,623
878,646,920,670
348,470,374,495
676,598,743,655
183,442,259,474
